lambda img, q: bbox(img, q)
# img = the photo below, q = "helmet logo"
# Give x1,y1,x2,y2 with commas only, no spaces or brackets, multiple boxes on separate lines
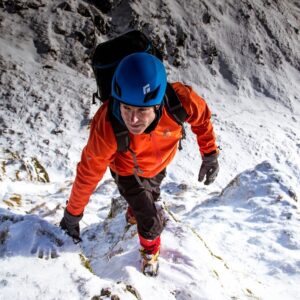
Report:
143,83,150,95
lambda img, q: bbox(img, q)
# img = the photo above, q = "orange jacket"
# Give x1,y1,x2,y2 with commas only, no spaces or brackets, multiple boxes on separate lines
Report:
67,82,218,215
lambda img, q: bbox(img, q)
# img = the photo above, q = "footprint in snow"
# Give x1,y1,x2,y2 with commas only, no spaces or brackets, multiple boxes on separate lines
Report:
162,182,188,196
0,208,66,259
30,227,64,259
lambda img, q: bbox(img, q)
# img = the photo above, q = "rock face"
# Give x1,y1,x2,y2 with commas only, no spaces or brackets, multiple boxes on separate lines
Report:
1,0,299,105
0,0,299,179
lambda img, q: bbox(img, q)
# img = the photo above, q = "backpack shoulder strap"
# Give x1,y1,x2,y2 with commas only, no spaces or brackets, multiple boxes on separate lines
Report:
108,102,130,152
113,122,130,153
164,83,188,125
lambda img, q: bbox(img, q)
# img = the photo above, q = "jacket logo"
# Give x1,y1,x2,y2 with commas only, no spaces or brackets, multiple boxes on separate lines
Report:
163,128,171,136
143,84,150,95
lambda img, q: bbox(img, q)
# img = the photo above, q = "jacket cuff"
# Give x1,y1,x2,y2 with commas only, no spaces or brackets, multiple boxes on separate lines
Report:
64,208,83,225
203,148,219,157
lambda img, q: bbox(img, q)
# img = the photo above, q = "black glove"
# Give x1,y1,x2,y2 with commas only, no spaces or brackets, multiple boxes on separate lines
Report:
60,209,83,243
198,152,219,185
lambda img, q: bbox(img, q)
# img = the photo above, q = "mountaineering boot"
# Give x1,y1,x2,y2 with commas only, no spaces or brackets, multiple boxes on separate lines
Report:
140,248,160,277
125,206,137,225
139,235,161,276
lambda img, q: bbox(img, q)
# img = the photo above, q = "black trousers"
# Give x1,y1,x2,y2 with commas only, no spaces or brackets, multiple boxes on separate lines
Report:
110,169,166,240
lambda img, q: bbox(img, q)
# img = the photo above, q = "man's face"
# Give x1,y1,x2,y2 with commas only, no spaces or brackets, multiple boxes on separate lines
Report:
120,103,157,135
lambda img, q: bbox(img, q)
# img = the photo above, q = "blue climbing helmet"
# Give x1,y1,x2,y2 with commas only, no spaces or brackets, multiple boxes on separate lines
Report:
111,52,167,107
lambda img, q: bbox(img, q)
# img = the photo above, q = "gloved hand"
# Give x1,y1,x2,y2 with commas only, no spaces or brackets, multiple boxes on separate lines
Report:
198,152,219,185
60,209,83,243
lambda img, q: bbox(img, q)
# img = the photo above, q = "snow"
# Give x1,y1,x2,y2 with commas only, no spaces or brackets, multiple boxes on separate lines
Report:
1,0,300,299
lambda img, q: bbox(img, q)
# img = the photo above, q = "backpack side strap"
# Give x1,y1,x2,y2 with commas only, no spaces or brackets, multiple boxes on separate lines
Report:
164,83,188,125
114,126,130,152
164,83,188,150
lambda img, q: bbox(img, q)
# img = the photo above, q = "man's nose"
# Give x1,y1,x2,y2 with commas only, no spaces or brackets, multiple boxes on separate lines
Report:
130,111,139,123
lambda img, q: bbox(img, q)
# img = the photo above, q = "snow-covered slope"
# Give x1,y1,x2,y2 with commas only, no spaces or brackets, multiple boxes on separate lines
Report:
1,162,299,299
80,162,300,300
0,0,299,299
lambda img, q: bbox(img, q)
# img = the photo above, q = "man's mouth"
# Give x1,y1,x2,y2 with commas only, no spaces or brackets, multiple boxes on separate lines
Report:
129,124,143,128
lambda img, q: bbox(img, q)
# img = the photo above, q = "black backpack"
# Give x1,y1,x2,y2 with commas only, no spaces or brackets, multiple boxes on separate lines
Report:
91,30,187,152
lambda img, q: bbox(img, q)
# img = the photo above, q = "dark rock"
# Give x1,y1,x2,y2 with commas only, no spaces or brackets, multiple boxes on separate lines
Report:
3,0,27,13
94,15,110,34
249,42,264,64
149,34,166,58
202,12,211,24
0,229,9,245
100,287,111,297
81,20,96,48
77,3,91,18
90,296,103,300
33,38,50,54
43,104,50,111
89,0,113,14
176,30,187,47
74,31,86,44
68,57,77,68
126,285,142,300
202,44,218,64
288,189,298,202
27,0,45,10
247,3,253,10
42,65,54,69
51,128,63,135
264,0,271,6
56,1,72,12
249,42,259,54
173,57,181,67
53,23,67,35
6,103,17,113
238,9,250,20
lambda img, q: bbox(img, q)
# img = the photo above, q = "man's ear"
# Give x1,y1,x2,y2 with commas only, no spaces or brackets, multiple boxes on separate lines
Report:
154,105,160,110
